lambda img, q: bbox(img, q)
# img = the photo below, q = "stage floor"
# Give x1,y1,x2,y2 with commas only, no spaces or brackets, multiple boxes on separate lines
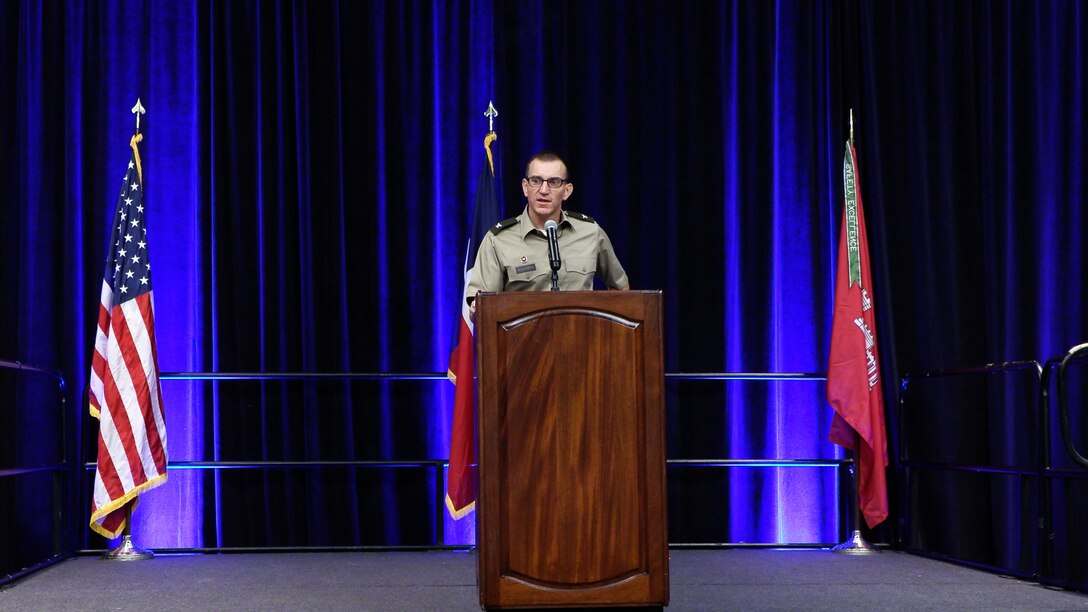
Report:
2,549,1086,611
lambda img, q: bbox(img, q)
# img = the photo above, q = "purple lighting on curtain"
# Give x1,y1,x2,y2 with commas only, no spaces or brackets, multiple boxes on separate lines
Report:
60,0,206,549
10,0,1087,555
139,0,205,549
713,1,838,544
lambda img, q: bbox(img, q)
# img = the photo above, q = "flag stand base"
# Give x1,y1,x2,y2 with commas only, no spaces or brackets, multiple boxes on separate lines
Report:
831,530,880,555
104,535,154,561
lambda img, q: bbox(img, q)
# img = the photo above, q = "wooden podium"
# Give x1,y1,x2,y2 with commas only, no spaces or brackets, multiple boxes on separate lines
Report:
475,291,669,609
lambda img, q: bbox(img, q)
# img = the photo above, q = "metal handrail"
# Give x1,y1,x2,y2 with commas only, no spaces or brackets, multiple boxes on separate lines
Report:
76,453,852,554
160,372,449,381
1056,342,1088,470
0,358,66,388
899,359,1044,469
1027,346,1088,590
899,350,1088,593
899,360,1043,386
666,372,826,380
159,371,827,382
0,465,67,478
82,458,847,470
111,370,842,550
82,459,448,470
898,359,1044,469
0,358,70,588
0,359,69,482
892,460,1039,477
897,359,1044,581
667,459,844,467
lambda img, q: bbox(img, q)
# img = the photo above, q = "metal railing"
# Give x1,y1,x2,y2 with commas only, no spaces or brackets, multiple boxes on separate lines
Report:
0,359,69,587
900,346,1088,592
80,371,850,551
1037,344,1088,590
898,360,1043,578
1055,343,1088,469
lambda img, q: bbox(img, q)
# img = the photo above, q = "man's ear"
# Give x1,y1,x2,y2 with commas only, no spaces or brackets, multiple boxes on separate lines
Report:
562,182,574,201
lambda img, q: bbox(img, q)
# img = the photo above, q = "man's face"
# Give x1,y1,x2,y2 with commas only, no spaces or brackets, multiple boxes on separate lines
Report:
522,159,572,225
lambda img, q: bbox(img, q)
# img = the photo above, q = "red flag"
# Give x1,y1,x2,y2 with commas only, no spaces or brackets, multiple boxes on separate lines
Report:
88,133,168,538
827,139,888,529
446,130,500,519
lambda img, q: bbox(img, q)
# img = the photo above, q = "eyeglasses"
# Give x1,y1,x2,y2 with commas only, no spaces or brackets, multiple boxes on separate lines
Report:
525,176,569,189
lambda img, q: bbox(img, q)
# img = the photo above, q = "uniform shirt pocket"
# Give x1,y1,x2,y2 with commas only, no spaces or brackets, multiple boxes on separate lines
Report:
505,261,548,287
563,257,596,276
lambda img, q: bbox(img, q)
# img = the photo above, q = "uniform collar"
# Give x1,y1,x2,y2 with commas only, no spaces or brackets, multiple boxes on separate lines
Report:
517,206,575,237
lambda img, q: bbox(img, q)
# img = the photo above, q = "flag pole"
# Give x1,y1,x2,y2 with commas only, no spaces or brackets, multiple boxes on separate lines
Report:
832,109,879,555
831,441,879,554
104,499,154,560
100,99,156,561
445,101,501,522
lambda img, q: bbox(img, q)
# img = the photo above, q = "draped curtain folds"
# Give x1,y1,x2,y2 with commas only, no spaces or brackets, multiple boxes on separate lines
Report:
2,1,1085,555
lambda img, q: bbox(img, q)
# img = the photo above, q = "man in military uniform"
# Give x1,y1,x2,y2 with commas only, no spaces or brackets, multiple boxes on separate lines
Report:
465,150,629,313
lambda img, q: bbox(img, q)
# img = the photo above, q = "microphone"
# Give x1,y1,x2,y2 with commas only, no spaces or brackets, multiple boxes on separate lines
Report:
544,220,562,271
544,219,561,291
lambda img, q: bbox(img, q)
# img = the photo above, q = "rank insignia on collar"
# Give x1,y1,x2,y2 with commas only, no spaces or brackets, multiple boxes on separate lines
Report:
489,216,519,235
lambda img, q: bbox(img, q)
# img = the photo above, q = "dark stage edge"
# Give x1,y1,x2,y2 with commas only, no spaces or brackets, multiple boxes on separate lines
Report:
2,549,1087,611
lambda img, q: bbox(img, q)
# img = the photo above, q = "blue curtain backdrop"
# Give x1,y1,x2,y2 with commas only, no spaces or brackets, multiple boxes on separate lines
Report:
2,0,1086,557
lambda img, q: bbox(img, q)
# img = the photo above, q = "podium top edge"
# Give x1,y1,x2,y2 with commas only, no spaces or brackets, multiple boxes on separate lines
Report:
475,290,663,297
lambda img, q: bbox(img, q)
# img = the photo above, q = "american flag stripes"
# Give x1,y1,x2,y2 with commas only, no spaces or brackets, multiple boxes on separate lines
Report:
88,133,168,538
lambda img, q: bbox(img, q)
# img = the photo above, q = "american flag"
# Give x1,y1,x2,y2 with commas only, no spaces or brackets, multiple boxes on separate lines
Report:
88,134,168,539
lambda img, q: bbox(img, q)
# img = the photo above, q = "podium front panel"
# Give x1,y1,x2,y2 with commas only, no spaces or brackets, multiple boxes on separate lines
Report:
475,291,668,609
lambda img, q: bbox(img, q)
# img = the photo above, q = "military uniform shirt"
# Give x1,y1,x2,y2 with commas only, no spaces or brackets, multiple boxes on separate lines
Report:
465,206,628,305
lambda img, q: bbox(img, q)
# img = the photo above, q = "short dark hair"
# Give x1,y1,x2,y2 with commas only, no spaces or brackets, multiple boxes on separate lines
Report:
525,150,570,180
